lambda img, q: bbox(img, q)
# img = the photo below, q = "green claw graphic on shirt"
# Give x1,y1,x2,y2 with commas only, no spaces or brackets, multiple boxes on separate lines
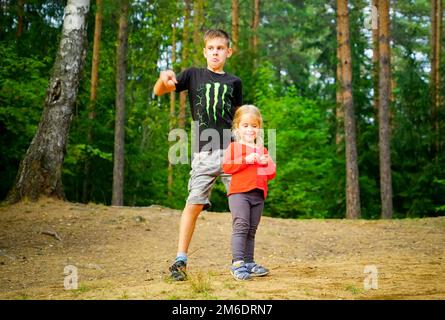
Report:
196,82,233,126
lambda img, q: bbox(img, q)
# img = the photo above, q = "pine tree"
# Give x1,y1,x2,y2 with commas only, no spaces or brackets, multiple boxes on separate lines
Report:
337,0,361,219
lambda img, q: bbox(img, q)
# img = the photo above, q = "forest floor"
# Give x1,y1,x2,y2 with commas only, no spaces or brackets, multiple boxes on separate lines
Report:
0,197,444,300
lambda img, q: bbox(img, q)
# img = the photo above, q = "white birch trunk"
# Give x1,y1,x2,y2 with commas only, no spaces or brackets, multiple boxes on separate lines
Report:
7,0,90,203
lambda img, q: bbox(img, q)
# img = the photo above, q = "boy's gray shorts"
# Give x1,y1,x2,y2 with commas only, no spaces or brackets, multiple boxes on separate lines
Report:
186,149,231,210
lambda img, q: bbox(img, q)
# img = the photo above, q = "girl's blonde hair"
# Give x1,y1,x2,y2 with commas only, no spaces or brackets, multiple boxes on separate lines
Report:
232,104,264,145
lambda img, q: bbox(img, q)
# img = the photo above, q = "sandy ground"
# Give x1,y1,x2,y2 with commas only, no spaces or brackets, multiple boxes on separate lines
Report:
0,198,444,300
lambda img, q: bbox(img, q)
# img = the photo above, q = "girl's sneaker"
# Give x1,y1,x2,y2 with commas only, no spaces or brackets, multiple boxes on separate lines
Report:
230,261,252,281
245,262,269,277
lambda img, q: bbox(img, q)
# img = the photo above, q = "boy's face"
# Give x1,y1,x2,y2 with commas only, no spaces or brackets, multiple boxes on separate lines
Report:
203,37,232,73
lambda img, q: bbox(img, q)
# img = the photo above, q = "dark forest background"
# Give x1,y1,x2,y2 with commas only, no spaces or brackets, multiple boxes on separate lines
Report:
1,0,444,219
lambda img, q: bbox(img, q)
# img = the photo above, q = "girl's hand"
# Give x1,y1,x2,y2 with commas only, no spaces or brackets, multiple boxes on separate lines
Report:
258,154,269,165
245,152,260,164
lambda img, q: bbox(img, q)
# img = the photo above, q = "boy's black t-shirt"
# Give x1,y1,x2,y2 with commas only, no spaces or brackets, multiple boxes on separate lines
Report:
175,67,243,152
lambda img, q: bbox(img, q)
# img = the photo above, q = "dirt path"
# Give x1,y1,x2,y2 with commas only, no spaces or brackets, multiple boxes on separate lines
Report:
0,198,444,300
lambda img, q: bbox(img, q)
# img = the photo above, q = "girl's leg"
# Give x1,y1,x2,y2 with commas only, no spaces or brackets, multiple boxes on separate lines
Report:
228,193,251,262
245,190,265,263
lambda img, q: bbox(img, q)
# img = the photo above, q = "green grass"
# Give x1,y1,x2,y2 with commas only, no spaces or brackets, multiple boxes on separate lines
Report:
72,284,90,294
345,284,364,295
119,290,129,299
16,292,30,300
189,271,213,295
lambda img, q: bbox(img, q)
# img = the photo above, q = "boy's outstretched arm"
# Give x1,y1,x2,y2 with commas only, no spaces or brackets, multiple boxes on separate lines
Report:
153,70,178,96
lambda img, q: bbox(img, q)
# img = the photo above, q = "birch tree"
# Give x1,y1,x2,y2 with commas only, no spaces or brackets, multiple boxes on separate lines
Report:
6,0,91,203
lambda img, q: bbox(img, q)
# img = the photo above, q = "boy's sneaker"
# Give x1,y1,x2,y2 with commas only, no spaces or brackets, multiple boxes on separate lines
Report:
169,260,187,281
245,262,269,277
230,261,252,281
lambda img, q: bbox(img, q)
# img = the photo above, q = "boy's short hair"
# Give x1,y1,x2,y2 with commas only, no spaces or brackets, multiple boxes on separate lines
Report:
204,29,231,47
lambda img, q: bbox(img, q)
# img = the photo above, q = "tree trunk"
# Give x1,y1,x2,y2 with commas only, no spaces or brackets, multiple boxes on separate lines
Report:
179,0,191,129
192,0,204,66
431,0,442,156
168,22,177,200
390,0,396,104
336,0,344,149
112,0,129,206
378,0,393,219
231,0,239,54
16,0,24,38
372,0,379,119
337,0,361,219
251,0,260,67
82,0,103,203
6,0,90,204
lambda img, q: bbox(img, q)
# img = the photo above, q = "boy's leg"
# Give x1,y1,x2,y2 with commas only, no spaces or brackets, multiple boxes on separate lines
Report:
169,151,219,281
169,204,204,281
177,203,205,254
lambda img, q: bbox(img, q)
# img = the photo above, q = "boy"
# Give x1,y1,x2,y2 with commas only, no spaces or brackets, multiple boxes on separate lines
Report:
153,29,243,281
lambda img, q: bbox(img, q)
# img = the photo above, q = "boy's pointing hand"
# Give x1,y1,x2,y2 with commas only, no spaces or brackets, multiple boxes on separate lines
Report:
160,70,177,89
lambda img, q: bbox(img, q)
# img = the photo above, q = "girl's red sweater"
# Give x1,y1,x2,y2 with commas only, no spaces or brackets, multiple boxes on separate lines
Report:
222,142,276,199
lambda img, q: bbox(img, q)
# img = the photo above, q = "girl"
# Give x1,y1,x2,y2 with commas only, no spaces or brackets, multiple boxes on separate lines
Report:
222,105,276,281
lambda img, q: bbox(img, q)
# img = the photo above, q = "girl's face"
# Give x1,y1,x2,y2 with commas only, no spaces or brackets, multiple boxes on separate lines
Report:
237,113,260,144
